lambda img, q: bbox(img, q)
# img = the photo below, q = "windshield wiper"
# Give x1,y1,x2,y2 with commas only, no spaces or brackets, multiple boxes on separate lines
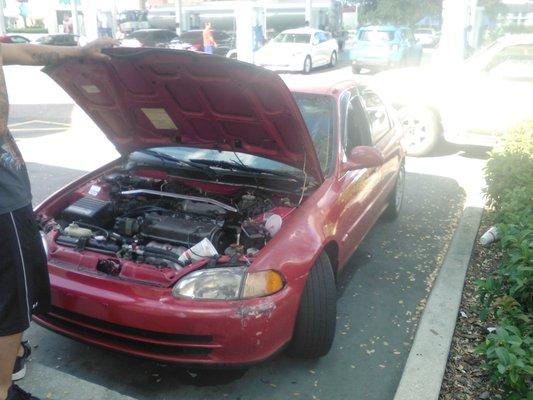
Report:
188,158,305,182
134,150,218,179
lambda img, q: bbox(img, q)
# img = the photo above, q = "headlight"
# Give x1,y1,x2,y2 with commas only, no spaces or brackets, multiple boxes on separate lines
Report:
40,231,49,259
172,267,285,301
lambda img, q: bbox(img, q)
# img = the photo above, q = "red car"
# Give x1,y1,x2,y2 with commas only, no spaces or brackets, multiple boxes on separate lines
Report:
34,48,405,366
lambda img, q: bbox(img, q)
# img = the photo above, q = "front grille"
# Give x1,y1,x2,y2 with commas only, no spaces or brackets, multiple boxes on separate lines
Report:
40,307,213,357
50,306,212,343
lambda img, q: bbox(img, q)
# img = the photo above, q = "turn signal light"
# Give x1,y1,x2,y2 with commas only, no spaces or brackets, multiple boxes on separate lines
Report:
243,270,285,299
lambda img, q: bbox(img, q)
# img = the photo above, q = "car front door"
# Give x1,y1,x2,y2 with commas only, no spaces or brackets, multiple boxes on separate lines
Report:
335,93,383,266
360,89,403,202
310,32,323,65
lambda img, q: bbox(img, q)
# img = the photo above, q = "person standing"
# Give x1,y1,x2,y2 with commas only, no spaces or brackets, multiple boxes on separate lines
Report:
202,22,217,54
0,38,117,400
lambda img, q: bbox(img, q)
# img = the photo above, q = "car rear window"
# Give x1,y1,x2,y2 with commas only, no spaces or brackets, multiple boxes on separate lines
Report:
358,30,395,42
273,33,311,44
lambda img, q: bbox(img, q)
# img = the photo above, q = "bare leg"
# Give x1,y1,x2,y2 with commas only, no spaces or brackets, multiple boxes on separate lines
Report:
0,332,22,400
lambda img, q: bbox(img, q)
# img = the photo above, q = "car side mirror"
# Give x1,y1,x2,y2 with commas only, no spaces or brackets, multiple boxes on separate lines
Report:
311,38,319,46
343,146,385,172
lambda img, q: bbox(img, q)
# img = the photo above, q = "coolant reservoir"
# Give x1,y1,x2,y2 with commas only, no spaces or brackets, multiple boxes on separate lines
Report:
64,223,93,238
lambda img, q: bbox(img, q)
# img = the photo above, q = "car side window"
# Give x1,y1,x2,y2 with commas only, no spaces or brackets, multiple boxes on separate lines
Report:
486,44,533,81
361,91,391,144
345,97,371,154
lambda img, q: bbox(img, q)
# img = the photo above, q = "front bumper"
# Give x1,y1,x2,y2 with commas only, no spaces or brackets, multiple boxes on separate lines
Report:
255,56,305,72
34,261,300,366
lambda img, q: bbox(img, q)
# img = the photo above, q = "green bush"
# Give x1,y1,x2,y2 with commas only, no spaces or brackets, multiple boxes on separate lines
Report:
484,120,533,208
476,120,533,399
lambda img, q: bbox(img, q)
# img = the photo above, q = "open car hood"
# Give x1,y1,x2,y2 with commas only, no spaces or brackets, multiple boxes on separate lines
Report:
44,47,323,182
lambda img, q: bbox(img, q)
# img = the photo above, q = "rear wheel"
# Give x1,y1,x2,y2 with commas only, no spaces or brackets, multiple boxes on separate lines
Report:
399,106,440,156
287,253,337,359
303,56,312,74
329,51,337,67
383,164,405,220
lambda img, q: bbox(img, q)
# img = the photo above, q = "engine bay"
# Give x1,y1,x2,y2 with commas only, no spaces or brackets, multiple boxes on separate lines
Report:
40,170,299,279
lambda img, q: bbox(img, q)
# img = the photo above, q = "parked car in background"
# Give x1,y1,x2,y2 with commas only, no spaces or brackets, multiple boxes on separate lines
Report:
255,28,339,73
173,30,234,56
34,34,80,46
118,9,149,34
414,28,439,47
375,34,533,156
121,29,179,48
349,26,422,73
0,34,30,44
35,47,405,366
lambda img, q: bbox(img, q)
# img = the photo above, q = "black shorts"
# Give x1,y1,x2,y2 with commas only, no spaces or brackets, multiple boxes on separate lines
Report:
0,204,50,336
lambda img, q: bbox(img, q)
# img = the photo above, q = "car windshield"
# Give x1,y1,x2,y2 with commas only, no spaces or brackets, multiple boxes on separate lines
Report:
359,30,395,42
273,33,311,44
129,94,334,177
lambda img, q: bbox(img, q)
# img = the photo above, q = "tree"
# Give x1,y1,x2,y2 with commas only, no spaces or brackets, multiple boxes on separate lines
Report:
355,0,442,27
478,0,506,20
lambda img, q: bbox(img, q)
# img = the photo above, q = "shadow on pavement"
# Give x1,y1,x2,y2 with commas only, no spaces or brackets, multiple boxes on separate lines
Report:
26,171,466,400
26,162,86,205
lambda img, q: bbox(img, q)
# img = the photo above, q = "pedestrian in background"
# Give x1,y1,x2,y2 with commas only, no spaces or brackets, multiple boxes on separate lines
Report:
203,22,217,54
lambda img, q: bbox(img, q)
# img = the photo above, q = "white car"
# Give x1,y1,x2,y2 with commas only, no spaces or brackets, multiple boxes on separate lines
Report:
375,34,533,156
255,28,339,73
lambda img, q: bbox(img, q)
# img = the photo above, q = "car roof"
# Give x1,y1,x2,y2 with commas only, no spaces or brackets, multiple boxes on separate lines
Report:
284,78,363,97
281,27,325,34
496,33,533,45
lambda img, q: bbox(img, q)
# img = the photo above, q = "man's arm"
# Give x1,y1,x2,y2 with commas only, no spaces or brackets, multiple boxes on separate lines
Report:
0,38,118,66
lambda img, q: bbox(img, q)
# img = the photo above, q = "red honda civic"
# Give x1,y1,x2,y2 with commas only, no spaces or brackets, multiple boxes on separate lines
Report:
34,48,405,366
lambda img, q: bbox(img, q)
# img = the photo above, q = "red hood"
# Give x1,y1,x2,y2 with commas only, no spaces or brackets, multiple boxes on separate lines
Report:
44,47,323,181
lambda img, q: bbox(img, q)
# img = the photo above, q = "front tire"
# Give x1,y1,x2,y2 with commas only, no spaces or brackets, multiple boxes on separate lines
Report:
399,106,440,156
329,51,337,67
383,164,405,220
287,253,337,359
303,56,312,74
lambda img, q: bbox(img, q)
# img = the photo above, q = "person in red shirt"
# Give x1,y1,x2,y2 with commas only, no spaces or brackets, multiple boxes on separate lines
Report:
202,22,216,54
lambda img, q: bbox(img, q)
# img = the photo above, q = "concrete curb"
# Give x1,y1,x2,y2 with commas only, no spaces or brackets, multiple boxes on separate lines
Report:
23,362,136,400
394,205,483,400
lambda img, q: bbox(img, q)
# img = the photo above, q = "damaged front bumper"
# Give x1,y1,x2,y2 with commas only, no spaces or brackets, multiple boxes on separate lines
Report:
34,262,300,366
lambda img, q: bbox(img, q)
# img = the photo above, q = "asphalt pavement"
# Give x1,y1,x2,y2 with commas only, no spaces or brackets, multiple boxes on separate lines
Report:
6,54,487,400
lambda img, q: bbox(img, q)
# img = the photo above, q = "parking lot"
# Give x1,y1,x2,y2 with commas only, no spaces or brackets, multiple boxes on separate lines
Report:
8,55,487,400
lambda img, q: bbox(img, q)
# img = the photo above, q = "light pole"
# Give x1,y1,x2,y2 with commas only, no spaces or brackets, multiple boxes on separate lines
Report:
175,0,182,35
0,0,6,36
71,0,80,35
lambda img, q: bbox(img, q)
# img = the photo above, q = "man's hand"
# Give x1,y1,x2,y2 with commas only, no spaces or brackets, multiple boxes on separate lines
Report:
81,38,120,61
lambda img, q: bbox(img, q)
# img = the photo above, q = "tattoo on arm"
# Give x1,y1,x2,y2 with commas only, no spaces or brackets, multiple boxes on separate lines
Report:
31,51,61,66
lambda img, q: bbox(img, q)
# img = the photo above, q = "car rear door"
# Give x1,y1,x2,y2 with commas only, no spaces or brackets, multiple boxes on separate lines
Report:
336,93,383,266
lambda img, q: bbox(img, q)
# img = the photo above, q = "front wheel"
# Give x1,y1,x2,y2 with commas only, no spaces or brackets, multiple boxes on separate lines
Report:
329,51,337,67
399,106,440,156
287,253,337,359
383,164,405,220
303,56,312,74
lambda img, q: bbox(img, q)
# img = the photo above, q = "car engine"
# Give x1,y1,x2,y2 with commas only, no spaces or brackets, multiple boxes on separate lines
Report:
46,172,296,272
